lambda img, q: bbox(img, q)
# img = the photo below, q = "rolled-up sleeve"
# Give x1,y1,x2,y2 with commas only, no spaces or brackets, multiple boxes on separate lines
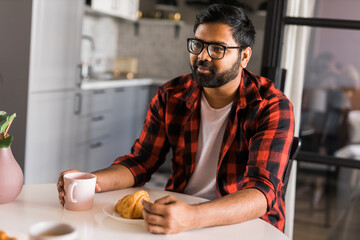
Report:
242,97,295,210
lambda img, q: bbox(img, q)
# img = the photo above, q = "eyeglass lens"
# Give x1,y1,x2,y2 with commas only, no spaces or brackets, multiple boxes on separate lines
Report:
188,39,225,59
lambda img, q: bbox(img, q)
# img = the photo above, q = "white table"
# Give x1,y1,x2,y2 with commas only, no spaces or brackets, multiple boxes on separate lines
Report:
0,184,289,240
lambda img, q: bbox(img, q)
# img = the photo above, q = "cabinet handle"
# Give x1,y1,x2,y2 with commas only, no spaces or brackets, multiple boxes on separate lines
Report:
115,87,125,92
74,92,82,115
93,89,105,94
91,115,104,122
90,142,102,149
76,64,82,87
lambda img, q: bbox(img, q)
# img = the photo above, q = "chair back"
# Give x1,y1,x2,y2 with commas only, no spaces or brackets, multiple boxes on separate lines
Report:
283,137,302,193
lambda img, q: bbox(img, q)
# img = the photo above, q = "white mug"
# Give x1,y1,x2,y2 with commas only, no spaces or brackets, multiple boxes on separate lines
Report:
63,172,96,211
29,221,78,240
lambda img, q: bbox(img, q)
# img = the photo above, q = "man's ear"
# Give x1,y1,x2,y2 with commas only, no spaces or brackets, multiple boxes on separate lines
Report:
240,47,252,69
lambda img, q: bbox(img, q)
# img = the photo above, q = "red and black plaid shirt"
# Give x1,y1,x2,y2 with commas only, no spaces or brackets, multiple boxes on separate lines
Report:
113,69,295,231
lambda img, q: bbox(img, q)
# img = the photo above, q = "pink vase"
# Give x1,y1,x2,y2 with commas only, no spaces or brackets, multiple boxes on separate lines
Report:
0,147,24,204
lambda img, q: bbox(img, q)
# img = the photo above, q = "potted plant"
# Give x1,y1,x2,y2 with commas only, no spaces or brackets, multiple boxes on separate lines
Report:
0,111,24,204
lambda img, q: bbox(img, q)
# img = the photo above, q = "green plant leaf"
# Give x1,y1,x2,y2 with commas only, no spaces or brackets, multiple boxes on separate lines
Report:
0,113,16,133
0,135,13,148
0,111,7,123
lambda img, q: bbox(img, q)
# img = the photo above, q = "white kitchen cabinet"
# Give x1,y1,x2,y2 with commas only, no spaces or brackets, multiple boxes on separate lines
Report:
76,111,113,145
24,0,83,184
102,85,152,163
29,0,83,92
69,124,112,173
76,135,114,172
75,89,113,143
69,85,152,173
132,85,150,139
24,91,77,183
79,89,113,116
87,0,139,21
110,87,138,159
72,88,115,172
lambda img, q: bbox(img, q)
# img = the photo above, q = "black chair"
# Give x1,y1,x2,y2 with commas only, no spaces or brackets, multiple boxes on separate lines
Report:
283,137,302,194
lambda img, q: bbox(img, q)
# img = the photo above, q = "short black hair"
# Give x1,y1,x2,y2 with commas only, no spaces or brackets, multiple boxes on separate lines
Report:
193,4,255,49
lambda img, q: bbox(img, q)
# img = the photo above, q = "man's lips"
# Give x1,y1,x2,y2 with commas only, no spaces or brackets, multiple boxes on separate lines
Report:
197,66,211,73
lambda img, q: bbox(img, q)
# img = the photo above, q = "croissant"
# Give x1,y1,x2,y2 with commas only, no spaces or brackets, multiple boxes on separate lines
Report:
0,231,17,240
114,190,151,219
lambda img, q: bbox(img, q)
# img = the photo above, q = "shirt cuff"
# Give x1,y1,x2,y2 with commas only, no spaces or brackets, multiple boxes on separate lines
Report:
112,155,148,187
242,168,280,210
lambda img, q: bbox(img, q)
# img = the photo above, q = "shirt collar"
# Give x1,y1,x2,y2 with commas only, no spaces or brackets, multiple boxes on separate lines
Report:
238,69,263,109
174,74,201,109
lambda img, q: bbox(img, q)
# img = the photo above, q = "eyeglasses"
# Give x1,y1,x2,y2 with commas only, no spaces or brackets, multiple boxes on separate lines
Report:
187,38,242,60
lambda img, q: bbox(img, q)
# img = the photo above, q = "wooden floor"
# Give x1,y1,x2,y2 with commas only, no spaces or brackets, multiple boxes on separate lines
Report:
293,193,333,240
292,171,360,240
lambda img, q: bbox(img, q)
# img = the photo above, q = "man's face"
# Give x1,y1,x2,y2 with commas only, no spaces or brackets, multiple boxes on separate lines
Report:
190,23,242,88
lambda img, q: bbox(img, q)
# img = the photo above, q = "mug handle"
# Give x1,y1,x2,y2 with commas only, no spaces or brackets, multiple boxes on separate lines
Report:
68,182,78,203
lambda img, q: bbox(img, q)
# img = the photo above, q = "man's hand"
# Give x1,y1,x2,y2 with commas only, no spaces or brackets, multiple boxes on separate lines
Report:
142,189,267,234
142,195,197,234
57,165,135,206
57,169,101,206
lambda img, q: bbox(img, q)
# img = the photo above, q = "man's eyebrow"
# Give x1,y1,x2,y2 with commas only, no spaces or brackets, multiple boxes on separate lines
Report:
193,37,228,46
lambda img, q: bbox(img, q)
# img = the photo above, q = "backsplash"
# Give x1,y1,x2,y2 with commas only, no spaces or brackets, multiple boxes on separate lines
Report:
82,14,194,80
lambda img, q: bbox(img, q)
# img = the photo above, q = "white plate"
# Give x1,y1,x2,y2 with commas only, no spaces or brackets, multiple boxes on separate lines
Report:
2,230,29,240
102,204,144,224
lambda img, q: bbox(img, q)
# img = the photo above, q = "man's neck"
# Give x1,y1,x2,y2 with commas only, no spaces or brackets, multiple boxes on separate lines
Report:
202,75,241,109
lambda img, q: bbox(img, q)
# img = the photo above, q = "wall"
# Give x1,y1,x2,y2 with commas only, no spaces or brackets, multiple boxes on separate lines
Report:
82,0,266,80
0,0,32,170
82,14,193,80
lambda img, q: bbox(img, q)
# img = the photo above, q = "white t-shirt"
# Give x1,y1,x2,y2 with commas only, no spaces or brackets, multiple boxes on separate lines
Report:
183,93,232,200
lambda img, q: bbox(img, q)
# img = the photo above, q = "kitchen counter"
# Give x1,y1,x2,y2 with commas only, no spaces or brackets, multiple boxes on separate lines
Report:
81,78,167,90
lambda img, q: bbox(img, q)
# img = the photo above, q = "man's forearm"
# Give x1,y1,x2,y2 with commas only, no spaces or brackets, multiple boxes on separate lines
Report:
193,188,267,229
92,164,135,192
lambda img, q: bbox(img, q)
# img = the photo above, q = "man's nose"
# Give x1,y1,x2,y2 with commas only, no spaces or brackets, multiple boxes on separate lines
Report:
198,46,212,61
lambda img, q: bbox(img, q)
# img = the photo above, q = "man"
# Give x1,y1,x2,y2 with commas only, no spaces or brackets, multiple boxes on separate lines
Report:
58,4,294,234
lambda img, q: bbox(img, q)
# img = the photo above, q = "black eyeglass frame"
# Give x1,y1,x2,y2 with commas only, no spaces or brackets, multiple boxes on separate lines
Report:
187,38,242,60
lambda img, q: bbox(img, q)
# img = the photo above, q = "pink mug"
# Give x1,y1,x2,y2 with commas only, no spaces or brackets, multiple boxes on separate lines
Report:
63,172,97,211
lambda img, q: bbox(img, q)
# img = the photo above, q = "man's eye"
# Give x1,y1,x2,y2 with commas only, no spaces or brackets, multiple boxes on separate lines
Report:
193,42,202,48
211,46,224,53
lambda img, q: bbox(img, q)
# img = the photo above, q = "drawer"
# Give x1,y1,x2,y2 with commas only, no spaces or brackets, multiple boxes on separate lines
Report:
75,89,113,116
76,111,112,144
75,135,114,172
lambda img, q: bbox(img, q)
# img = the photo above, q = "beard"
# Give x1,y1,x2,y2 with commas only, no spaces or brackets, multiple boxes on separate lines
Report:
191,56,241,88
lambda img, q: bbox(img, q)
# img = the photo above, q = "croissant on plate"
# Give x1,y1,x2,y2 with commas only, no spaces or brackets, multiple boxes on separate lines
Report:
0,231,17,240
114,190,151,219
